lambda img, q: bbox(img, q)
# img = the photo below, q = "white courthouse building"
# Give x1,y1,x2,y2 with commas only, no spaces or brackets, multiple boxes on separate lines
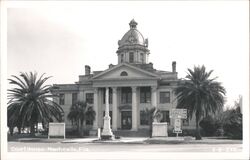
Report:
53,19,195,134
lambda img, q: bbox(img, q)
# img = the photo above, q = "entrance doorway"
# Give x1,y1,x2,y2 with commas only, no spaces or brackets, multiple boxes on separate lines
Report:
121,111,132,130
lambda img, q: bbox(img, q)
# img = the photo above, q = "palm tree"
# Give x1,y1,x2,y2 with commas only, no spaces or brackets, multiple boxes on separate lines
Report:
67,101,96,137
7,72,64,135
174,65,226,140
85,107,96,126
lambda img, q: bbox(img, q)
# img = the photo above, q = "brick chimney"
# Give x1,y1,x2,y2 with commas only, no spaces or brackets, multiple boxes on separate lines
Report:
85,65,91,75
172,61,176,72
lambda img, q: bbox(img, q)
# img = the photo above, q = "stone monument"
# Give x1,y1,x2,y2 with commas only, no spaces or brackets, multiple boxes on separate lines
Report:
48,123,65,139
152,122,168,137
151,109,168,137
101,87,114,140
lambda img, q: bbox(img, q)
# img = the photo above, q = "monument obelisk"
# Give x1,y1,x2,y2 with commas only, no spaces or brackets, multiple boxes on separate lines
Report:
101,87,114,140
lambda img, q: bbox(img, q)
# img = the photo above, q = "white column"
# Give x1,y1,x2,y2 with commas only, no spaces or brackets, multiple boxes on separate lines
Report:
93,88,98,129
117,88,121,129
101,87,113,138
112,87,118,131
151,86,157,108
105,88,109,116
132,86,138,131
98,89,102,128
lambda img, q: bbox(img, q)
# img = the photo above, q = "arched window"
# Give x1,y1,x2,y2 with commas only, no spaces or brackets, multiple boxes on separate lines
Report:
120,71,128,76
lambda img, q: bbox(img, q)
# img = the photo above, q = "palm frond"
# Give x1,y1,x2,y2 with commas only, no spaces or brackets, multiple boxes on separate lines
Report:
174,65,226,122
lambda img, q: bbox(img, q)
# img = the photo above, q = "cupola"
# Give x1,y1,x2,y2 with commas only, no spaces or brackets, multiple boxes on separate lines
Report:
117,19,150,64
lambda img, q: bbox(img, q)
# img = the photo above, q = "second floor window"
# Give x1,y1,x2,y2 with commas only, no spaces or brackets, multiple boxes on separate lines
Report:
72,93,78,104
103,89,112,104
160,91,170,103
59,93,65,105
140,87,151,103
121,87,132,104
86,93,94,104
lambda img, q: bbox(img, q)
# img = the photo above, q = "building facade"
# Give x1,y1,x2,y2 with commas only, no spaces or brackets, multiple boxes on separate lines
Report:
53,19,195,133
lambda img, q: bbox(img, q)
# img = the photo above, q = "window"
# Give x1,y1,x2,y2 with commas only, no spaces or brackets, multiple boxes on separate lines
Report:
140,53,144,63
121,87,132,104
120,71,128,76
140,110,149,125
86,120,93,125
86,93,94,104
161,111,170,123
59,93,65,105
72,93,78,104
103,89,112,104
121,54,124,63
160,92,170,103
140,87,151,103
129,52,134,63
103,111,112,125
86,119,93,125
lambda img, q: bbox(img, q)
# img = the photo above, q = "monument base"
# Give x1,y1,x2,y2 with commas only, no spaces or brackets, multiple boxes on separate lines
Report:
152,122,168,137
101,135,114,140
101,116,114,140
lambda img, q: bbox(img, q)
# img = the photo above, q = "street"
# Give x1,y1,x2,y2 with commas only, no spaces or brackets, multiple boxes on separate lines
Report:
8,142,242,152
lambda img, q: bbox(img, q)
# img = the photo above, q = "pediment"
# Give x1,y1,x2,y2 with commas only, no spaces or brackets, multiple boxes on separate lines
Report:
92,63,159,80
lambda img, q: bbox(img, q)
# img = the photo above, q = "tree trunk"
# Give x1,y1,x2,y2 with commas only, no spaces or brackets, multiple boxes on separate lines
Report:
9,127,14,136
30,124,35,136
195,116,202,140
36,123,38,133
18,126,21,134
79,123,84,137
149,118,152,138
77,121,80,132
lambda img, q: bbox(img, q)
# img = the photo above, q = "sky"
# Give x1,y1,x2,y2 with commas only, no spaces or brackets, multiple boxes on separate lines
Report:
7,1,249,108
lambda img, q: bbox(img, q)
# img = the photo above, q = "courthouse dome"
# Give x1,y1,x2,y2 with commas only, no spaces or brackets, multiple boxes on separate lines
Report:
118,19,147,47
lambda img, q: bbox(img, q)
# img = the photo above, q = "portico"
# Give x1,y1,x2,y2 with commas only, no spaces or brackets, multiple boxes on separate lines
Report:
92,82,158,131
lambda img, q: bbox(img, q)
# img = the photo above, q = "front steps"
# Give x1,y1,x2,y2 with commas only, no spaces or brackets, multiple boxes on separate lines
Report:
113,129,150,137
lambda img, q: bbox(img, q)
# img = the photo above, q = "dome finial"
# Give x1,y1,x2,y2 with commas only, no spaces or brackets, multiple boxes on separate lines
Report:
129,19,137,29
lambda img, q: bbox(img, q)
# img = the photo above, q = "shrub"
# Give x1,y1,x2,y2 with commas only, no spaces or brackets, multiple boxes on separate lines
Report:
214,128,224,137
66,129,80,137
223,109,242,139
199,116,221,136
182,129,196,137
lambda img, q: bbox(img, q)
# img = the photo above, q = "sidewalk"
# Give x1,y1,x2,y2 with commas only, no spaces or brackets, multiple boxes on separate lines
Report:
10,136,242,145
144,137,242,144
61,136,242,145
62,137,147,144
